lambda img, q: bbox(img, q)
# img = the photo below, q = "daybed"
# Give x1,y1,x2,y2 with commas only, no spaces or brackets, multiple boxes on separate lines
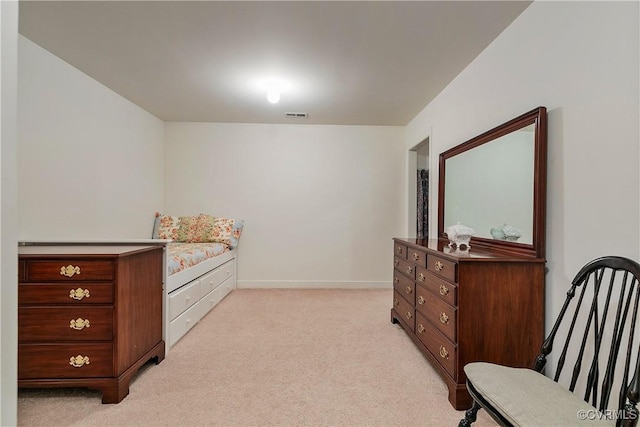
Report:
153,213,243,348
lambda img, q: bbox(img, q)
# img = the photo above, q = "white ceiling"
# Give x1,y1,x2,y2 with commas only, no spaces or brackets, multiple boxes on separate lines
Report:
18,1,531,125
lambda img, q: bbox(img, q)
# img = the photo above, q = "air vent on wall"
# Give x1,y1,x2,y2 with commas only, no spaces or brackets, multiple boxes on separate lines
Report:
285,112,308,119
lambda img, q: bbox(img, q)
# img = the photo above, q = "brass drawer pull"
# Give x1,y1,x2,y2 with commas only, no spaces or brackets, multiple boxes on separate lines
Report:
439,346,449,359
394,276,399,284
60,265,81,278
394,298,399,306
412,252,420,261
418,273,425,282
439,284,449,296
405,311,412,320
435,261,444,272
394,259,399,267
397,247,403,254
69,318,90,330
417,324,425,334
406,266,413,275
405,286,412,295
439,312,449,324
417,295,425,305
69,288,90,301
69,355,90,368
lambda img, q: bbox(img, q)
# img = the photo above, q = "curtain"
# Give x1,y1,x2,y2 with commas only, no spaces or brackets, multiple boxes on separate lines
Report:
417,169,429,238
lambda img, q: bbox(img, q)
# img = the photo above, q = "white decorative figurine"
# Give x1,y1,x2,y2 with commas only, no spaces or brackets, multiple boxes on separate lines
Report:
446,222,475,249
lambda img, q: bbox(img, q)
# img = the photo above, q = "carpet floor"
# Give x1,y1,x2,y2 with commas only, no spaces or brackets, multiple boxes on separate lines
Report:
18,288,494,426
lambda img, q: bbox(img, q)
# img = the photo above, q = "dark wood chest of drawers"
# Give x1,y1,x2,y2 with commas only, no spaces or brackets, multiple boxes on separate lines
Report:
18,245,166,403
391,238,545,410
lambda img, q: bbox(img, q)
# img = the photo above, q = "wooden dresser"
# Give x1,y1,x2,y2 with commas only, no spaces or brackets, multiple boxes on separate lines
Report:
391,238,545,410
18,245,165,403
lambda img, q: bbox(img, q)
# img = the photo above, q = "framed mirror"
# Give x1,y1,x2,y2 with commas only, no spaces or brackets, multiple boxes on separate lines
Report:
437,106,547,258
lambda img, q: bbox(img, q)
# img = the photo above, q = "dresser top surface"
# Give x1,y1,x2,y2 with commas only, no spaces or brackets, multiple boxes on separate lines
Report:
393,238,545,262
18,245,160,257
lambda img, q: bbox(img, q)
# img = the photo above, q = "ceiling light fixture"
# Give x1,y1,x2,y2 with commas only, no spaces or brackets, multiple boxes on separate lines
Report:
266,88,280,104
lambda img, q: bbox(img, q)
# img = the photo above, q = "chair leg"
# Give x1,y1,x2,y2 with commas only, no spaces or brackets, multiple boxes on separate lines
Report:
459,400,482,427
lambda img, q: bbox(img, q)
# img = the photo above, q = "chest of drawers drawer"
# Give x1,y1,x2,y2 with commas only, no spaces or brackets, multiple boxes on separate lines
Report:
393,290,414,332
19,283,114,305
415,312,456,378
394,243,408,259
416,285,456,342
426,255,457,283
394,257,416,280
24,260,115,282
418,268,457,306
393,272,415,305
18,343,114,379
19,307,113,342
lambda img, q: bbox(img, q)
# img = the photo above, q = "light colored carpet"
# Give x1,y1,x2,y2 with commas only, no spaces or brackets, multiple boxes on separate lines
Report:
18,289,494,426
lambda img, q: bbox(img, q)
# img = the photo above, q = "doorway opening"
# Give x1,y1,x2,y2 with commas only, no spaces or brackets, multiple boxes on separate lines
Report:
409,136,430,238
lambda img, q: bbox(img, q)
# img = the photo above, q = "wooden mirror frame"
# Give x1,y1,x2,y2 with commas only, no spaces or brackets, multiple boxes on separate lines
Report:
437,106,547,258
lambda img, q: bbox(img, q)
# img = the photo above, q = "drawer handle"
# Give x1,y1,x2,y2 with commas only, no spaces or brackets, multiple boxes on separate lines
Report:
396,247,403,254
394,298,399,307
405,311,413,320
394,277,399,284
439,346,449,359
69,288,90,301
69,355,90,368
417,323,425,334
412,252,420,261
69,318,90,330
394,259,399,267
417,295,425,305
406,266,413,275
439,284,449,296
418,272,425,282
405,286,412,295
60,265,81,278
439,312,449,324
435,261,444,272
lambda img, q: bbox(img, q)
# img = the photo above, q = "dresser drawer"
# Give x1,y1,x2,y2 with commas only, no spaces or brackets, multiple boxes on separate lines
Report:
415,312,456,378
407,248,426,267
25,260,115,282
393,272,415,305
419,268,457,306
18,343,114,379
393,290,415,332
394,257,416,280
394,242,408,259
19,283,114,305
426,255,457,283
19,307,113,342
415,287,456,342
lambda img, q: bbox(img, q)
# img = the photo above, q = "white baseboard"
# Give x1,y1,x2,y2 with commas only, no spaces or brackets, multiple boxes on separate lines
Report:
237,280,391,289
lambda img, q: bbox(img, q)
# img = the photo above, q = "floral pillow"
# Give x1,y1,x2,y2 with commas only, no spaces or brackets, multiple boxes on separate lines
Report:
152,213,182,240
198,214,244,249
175,215,204,242
153,212,244,247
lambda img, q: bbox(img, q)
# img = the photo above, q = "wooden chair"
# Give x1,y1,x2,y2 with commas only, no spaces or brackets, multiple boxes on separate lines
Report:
459,256,640,427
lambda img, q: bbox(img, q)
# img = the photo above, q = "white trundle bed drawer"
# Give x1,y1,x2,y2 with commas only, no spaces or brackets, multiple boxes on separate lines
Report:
169,302,200,347
168,279,201,321
200,259,235,295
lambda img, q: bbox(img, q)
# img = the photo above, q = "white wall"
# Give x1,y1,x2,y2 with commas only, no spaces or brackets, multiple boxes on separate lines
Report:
1,2,19,424
18,36,165,240
164,122,405,287
406,0,639,378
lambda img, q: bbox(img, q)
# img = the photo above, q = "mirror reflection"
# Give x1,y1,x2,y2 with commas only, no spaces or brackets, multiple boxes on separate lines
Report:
443,124,535,244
